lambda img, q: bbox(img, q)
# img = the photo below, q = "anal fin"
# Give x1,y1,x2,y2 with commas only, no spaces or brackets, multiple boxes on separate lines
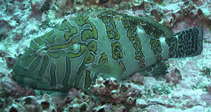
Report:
85,64,123,80
139,61,168,76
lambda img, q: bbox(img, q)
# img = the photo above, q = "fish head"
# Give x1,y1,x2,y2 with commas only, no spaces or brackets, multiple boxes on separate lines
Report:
13,33,88,91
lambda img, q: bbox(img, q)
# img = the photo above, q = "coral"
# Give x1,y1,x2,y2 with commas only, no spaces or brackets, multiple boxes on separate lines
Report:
93,77,139,105
201,67,211,76
130,73,144,85
39,1,50,13
164,68,182,84
206,85,211,95
4,94,57,112
5,57,16,68
58,88,95,111
56,0,68,9
153,0,163,4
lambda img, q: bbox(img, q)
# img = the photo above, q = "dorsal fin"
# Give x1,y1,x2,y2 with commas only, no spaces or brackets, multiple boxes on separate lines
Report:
141,17,173,38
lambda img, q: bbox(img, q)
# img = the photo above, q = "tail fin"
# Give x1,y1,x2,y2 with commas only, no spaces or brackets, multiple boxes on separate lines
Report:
166,26,203,58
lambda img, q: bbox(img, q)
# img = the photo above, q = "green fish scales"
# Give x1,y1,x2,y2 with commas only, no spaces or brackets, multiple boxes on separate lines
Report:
13,10,203,93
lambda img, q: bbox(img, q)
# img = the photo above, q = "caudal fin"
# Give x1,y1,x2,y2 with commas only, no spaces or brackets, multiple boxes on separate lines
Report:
166,26,203,58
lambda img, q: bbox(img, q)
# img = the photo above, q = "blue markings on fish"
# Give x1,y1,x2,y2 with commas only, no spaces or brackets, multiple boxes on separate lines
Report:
13,10,203,95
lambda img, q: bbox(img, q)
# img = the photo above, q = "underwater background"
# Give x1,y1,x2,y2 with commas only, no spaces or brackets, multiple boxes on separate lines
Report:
0,0,211,111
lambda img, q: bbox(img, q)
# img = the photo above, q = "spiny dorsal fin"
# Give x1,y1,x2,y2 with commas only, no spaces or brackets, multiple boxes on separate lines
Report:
141,17,173,38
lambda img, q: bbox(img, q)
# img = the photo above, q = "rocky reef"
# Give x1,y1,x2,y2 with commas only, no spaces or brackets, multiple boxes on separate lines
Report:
0,0,211,111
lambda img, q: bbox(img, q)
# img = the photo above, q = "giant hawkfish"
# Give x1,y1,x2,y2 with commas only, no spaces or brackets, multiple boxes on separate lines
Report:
13,10,203,96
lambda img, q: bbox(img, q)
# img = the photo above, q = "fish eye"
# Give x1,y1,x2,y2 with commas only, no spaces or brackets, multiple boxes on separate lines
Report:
73,43,80,52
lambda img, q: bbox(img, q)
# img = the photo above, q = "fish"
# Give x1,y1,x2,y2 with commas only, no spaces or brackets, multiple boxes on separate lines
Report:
13,10,203,95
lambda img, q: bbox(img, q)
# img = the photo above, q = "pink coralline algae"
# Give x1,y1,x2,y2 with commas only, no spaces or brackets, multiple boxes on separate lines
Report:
0,0,211,111
93,77,139,104
59,88,95,112
164,68,182,84
4,94,57,112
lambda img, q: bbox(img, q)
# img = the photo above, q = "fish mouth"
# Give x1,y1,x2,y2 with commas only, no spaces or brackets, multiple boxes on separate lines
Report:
14,74,39,88
13,61,48,89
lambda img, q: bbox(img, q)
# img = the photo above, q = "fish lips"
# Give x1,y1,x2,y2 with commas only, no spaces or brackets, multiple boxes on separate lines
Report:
13,60,44,89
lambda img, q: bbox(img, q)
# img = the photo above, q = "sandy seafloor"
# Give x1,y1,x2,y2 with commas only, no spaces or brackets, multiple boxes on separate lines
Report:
0,0,211,112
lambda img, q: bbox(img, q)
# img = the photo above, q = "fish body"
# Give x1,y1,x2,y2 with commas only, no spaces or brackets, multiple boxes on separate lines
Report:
13,10,203,93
